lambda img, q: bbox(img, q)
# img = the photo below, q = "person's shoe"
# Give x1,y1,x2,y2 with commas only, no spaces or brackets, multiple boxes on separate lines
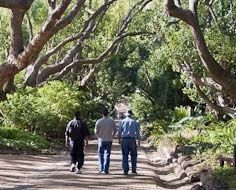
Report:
70,164,76,172
76,168,82,174
98,171,104,174
123,171,128,175
132,171,137,175
104,171,109,174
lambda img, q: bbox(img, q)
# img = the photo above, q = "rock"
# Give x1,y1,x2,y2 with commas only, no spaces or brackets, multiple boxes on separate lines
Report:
172,158,177,163
178,171,187,179
177,155,192,164
173,164,187,179
181,159,203,170
190,174,200,182
191,184,205,190
167,157,172,164
158,136,178,159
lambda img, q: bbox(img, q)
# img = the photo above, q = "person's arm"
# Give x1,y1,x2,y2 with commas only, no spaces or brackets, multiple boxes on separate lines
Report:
84,136,89,146
65,122,70,148
136,121,141,147
65,135,69,148
82,121,89,146
94,120,99,139
117,121,123,144
112,120,117,137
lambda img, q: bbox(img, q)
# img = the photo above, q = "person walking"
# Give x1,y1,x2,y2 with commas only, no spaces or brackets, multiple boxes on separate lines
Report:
94,108,117,174
65,110,89,174
118,110,140,175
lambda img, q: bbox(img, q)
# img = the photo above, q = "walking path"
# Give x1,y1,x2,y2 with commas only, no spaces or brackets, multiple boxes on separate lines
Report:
0,140,197,190
0,140,157,190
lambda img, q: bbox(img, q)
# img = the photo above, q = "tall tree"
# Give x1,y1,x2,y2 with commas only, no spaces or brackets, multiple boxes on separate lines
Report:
164,0,236,117
0,0,152,95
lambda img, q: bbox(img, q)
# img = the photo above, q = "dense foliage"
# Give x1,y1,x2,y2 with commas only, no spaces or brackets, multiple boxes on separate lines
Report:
0,126,50,152
0,81,85,138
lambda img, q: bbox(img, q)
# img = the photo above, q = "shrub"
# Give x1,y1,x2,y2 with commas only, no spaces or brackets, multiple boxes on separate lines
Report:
0,81,86,138
0,126,50,151
171,106,190,122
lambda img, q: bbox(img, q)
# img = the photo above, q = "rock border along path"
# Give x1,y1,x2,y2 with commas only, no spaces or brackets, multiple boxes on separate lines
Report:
0,140,157,190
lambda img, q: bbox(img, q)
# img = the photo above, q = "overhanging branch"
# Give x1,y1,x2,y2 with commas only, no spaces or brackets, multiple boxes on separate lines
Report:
52,31,154,80
0,0,33,10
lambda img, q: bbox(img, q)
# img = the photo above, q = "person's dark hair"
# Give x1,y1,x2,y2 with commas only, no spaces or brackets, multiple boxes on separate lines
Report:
102,108,109,116
127,110,133,116
75,111,80,119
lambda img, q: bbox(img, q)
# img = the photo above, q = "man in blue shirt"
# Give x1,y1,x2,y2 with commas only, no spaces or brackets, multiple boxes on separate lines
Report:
118,110,140,175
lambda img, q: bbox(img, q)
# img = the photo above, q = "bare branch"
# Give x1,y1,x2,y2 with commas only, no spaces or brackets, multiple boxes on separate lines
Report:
52,31,153,80
9,9,25,59
195,84,236,118
53,0,85,33
189,0,199,13
26,13,33,41
207,4,221,30
118,0,152,36
17,0,74,68
36,0,117,84
48,0,56,14
164,0,236,98
164,0,195,26
79,66,97,86
181,62,222,91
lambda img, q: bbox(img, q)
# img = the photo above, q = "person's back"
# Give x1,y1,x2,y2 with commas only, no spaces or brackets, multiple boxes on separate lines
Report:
119,117,139,139
95,117,116,141
118,110,140,175
65,111,89,174
66,119,87,141
94,108,116,174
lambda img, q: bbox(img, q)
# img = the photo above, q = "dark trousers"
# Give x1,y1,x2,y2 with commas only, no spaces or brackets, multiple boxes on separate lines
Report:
70,140,84,169
121,138,137,173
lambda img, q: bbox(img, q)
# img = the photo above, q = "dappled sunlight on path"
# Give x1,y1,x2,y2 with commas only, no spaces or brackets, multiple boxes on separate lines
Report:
0,140,157,190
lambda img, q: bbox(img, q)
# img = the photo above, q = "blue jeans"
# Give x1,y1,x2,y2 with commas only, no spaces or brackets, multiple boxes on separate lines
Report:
121,138,137,173
98,140,112,173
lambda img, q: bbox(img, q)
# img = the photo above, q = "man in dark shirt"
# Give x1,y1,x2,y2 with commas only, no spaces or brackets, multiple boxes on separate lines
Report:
65,111,89,174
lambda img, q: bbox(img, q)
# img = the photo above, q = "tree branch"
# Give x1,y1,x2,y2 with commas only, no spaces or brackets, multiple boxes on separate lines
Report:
195,84,236,118
48,0,56,14
181,62,222,92
79,66,97,86
118,0,151,35
52,0,86,33
0,0,33,10
52,31,153,80
164,0,236,98
26,13,33,41
36,0,117,84
17,0,74,68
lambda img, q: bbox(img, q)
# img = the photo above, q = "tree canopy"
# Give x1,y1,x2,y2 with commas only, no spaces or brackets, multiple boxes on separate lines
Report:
0,0,236,118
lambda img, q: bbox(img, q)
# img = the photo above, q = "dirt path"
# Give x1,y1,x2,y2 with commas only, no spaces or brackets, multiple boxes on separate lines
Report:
0,140,197,190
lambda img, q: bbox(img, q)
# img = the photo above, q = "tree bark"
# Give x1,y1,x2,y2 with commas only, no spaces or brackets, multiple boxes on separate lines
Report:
0,0,33,10
0,0,85,89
